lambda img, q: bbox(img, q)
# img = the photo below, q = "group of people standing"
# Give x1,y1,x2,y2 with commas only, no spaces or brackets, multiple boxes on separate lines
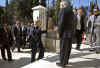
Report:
0,0,100,68
56,0,100,67
0,21,28,61
0,20,51,62
12,21,27,52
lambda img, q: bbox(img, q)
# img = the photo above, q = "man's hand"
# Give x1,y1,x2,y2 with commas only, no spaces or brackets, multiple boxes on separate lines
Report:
47,29,53,32
13,37,16,40
93,24,97,27
56,33,60,39
53,26,58,31
88,30,91,33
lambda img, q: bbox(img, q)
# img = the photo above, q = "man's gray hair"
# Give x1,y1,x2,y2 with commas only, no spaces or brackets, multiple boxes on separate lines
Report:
60,0,70,8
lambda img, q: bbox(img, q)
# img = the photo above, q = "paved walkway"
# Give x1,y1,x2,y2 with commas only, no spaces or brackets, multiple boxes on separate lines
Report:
0,44,100,68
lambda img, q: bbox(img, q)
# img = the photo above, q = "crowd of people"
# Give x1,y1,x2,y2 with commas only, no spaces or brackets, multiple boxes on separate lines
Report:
56,1,100,67
0,0,100,67
0,20,52,62
72,4,100,53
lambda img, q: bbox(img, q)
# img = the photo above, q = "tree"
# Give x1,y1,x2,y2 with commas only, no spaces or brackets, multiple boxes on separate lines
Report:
46,0,61,24
0,6,4,24
55,0,61,24
0,7,4,16
52,0,56,7
33,0,46,7
41,0,46,7
9,0,34,23
33,0,39,7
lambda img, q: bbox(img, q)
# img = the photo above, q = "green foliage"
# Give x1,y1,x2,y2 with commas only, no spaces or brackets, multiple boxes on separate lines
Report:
55,0,61,24
47,0,61,24
0,7,4,24
8,0,34,23
0,7,4,16
33,0,39,7
33,0,46,7
41,0,46,7
7,0,46,24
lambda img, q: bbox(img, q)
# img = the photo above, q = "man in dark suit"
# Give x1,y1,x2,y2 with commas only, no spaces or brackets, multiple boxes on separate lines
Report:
30,20,52,62
0,24,12,61
75,8,85,50
30,21,47,62
56,1,75,67
13,21,22,52
21,23,27,48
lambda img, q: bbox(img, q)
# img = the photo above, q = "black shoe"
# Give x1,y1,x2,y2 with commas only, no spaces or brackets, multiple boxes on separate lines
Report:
89,48,95,51
8,60,15,62
56,62,72,67
18,49,21,52
37,58,40,60
3,58,7,61
8,59,13,61
96,52,100,54
56,62,65,67
18,50,21,52
37,57,44,60
76,47,80,50
31,59,35,63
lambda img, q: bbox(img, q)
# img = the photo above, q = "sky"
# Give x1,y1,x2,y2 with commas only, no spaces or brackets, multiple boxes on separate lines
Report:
73,0,100,8
0,0,100,9
0,0,5,6
0,0,10,6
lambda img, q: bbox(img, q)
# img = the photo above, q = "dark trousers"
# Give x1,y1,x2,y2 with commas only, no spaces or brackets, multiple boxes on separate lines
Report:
22,36,27,47
76,30,82,48
16,37,22,52
0,46,12,60
31,41,44,62
60,33,72,65
16,42,21,52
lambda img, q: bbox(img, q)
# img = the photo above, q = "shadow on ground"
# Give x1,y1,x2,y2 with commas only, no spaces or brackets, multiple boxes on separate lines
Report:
0,47,100,68
0,57,31,68
69,59,100,68
43,50,94,62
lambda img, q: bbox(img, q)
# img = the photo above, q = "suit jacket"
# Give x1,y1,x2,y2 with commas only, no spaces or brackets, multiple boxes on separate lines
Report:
0,28,9,47
13,25,22,39
58,7,75,38
22,26,27,37
4,27,13,43
31,27,47,42
76,15,85,33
